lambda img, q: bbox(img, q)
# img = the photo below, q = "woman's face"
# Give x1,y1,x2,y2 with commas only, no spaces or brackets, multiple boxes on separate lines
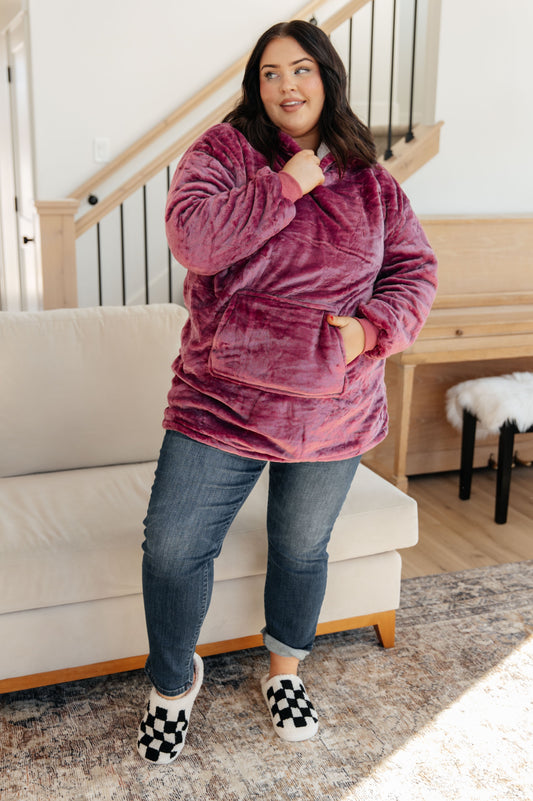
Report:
259,36,325,151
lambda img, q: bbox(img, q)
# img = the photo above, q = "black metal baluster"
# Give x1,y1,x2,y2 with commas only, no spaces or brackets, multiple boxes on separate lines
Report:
406,0,418,142
143,185,149,304
96,222,102,306
367,0,375,129
120,203,126,305
384,0,398,160
167,165,172,302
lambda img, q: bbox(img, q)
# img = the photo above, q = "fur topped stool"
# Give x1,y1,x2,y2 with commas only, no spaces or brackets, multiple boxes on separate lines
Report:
446,372,533,524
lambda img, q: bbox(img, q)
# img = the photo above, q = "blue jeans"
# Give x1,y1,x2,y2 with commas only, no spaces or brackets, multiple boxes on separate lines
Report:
142,430,360,696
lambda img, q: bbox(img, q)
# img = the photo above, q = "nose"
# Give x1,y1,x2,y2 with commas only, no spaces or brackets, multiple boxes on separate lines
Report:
279,71,297,93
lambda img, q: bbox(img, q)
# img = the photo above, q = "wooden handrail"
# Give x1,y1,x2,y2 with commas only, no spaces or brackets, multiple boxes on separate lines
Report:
69,0,327,202
74,0,373,237
320,0,371,35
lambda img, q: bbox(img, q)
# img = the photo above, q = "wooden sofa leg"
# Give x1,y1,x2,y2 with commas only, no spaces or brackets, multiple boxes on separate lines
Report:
373,610,396,648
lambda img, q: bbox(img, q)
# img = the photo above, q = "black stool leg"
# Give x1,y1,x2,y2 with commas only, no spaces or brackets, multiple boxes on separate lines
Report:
495,421,516,524
459,409,477,500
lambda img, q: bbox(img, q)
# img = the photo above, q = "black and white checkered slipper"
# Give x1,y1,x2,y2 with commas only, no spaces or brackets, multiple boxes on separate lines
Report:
137,653,203,764
261,673,319,742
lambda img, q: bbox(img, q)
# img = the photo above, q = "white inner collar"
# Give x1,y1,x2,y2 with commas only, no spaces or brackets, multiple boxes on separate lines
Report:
316,142,330,160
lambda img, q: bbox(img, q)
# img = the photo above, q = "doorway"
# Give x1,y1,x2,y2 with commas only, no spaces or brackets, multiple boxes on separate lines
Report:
0,11,39,311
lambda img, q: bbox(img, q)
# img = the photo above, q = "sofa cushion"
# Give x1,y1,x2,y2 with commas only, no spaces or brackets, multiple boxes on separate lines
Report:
0,303,187,478
0,463,417,615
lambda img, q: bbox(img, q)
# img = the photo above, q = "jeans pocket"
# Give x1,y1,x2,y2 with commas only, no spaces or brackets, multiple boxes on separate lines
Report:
208,291,346,397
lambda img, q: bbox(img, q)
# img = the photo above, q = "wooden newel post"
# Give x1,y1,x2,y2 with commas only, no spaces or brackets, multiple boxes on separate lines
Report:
34,199,80,309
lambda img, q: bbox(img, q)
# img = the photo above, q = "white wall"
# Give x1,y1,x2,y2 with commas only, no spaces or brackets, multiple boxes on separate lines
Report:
25,0,533,214
404,0,533,215
27,0,335,199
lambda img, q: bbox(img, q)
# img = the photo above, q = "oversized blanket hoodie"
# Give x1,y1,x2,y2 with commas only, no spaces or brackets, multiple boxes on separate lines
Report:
164,123,437,462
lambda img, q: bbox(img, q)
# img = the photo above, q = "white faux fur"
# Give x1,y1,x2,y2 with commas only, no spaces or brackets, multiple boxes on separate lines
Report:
446,372,533,438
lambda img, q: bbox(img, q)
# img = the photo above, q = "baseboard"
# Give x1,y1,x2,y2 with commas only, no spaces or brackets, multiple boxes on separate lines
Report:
0,610,396,694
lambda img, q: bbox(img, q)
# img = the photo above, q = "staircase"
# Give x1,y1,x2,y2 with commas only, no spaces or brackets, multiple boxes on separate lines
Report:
36,0,443,309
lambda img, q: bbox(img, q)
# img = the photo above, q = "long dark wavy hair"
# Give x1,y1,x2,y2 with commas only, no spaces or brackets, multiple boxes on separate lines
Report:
223,20,377,174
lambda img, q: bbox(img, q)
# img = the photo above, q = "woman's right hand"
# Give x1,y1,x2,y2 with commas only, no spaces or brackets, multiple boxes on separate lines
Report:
281,150,325,195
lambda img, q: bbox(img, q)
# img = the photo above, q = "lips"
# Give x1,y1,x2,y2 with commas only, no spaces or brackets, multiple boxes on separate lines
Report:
280,100,305,110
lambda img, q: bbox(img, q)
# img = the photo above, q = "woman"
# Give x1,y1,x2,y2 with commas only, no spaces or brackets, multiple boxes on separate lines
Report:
137,20,437,764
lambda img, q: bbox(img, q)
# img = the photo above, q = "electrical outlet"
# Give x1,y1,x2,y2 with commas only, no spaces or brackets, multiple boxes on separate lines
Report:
93,137,111,163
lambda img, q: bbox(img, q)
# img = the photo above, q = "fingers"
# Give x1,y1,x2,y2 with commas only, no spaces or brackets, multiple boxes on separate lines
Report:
327,316,366,362
281,150,324,194
326,314,350,328
302,150,321,166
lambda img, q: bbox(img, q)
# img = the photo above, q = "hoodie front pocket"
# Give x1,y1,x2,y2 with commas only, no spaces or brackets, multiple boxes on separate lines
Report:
209,291,346,397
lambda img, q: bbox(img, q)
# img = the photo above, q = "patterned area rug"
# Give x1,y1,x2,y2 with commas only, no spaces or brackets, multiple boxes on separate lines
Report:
1,562,532,801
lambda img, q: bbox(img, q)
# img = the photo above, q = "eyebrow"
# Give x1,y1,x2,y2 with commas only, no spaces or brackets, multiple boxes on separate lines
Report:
260,57,313,71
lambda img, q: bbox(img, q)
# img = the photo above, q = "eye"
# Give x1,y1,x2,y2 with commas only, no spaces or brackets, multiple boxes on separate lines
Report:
263,71,278,81
295,67,310,75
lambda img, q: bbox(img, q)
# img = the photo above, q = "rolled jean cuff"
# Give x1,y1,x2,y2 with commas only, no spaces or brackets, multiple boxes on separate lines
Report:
261,628,311,661
144,659,194,698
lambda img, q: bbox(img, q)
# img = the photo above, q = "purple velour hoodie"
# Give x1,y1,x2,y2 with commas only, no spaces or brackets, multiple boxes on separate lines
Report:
163,123,437,462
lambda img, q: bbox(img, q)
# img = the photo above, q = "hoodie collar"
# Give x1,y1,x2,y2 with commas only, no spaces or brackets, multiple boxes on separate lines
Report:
275,131,336,172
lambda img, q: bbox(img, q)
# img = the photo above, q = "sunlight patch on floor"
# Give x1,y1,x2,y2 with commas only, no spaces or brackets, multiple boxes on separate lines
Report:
345,635,533,800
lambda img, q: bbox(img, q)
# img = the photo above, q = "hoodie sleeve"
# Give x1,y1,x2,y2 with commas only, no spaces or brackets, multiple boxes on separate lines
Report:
357,166,438,358
165,125,297,275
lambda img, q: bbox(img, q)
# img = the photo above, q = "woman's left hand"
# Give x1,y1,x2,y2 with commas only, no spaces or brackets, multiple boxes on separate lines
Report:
327,315,365,363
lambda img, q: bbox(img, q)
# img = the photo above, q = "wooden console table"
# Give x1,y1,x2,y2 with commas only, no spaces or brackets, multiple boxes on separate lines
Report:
362,217,533,491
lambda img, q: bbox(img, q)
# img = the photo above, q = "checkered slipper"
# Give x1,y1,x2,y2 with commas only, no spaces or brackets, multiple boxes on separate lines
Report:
261,673,319,742
137,653,203,764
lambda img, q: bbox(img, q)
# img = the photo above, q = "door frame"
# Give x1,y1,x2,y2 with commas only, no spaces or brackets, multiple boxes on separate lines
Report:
0,10,38,311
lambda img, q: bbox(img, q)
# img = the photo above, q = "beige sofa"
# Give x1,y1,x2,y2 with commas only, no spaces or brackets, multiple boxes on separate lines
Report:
0,303,418,693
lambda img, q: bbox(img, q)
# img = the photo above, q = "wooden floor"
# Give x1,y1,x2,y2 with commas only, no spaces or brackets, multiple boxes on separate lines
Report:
400,465,533,579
